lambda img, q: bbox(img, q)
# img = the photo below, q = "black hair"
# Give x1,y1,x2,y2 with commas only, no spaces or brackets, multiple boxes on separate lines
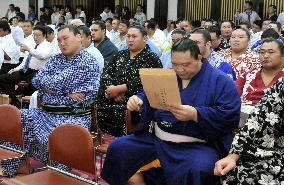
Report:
129,24,147,36
78,26,91,37
33,25,47,36
92,20,106,31
208,26,221,38
269,21,282,32
220,20,235,29
120,19,130,27
9,4,15,8
14,7,20,12
0,20,11,33
29,5,35,10
253,20,263,29
171,38,200,59
261,28,279,39
45,26,54,34
75,5,84,11
58,25,80,35
245,1,253,7
191,28,212,42
268,4,276,10
172,28,186,36
262,38,284,56
23,20,34,26
40,7,45,12
105,17,113,23
233,28,250,38
145,19,156,30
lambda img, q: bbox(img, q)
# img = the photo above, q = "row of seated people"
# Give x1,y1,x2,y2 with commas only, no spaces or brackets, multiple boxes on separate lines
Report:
0,18,283,185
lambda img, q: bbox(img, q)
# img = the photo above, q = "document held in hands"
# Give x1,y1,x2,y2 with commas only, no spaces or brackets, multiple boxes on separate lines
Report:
139,68,181,110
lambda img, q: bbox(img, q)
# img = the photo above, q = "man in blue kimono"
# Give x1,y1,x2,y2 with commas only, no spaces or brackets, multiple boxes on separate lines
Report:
0,25,100,176
101,38,241,185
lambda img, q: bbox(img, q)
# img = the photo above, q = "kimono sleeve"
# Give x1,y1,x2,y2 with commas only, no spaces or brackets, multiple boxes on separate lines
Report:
195,77,241,141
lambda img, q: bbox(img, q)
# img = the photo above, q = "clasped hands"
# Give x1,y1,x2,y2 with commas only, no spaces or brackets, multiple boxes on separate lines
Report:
105,85,125,103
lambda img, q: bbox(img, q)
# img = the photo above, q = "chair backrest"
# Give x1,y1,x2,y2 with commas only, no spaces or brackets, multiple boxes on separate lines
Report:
48,124,95,175
0,105,23,146
126,110,140,133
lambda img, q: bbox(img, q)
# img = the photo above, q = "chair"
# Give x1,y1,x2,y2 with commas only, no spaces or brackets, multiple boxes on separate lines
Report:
2,124,97,185
0,105,27,175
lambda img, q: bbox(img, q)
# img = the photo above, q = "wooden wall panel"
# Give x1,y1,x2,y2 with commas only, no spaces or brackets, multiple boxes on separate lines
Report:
262,0,284,18
220,0,246,22
184,0,211,20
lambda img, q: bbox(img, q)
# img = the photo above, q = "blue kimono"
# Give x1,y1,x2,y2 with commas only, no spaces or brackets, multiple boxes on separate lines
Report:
101,61,241,185
1,50,100,176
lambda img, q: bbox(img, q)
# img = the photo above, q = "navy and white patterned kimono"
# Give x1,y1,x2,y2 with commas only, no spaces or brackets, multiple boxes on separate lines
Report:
1,50,100,176
101,61,241,185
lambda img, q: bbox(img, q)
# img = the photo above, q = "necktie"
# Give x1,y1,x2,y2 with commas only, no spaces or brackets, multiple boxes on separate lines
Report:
21,44,38,73
246,11,251,24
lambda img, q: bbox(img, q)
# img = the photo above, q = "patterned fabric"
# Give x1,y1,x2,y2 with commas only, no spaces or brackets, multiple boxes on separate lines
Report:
237,68,284,107
219,38,230,50
224,77,284,184
208,50,236,80
96,46,162,137
217,48,260,79
0,50,100,176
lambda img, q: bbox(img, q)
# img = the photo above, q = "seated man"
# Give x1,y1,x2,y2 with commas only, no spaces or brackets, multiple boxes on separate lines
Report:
214,77,284,184
101,38,241,185
0,25,52,107
237,38,284,126
0,25,100,176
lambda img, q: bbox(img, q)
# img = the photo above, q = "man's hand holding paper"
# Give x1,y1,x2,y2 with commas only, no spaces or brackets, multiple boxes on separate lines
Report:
167,104,198,122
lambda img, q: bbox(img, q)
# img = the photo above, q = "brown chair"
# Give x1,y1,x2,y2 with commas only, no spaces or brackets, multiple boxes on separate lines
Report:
2,124,97,185
0,105,27,174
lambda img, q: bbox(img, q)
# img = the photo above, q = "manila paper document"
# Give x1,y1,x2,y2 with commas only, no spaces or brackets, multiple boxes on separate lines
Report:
139,68,181,110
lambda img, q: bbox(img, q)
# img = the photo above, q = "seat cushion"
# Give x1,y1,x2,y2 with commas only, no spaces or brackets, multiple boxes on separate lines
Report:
2,169,93,185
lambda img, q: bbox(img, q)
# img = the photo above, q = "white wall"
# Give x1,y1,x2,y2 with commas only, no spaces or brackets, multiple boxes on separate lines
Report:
0,0,29,19
146,0,155,19
168,0,177,20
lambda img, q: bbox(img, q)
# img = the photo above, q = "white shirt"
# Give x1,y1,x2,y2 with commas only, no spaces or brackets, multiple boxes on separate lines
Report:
277,12,284,31
134,12,146,25
235,10,261,25
20,34,36,58
11,26,24,45
149,29,170,53
85,43,104,74
0,49,4,65
249,31,262,48
75,11,86,23
6,10,16,20
65,12,73,24
51,13,60,24
0,33,20,68
111,33,127,50
16,39,52,71
50,38,61,56
100,11,113,21
106,30,113,41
